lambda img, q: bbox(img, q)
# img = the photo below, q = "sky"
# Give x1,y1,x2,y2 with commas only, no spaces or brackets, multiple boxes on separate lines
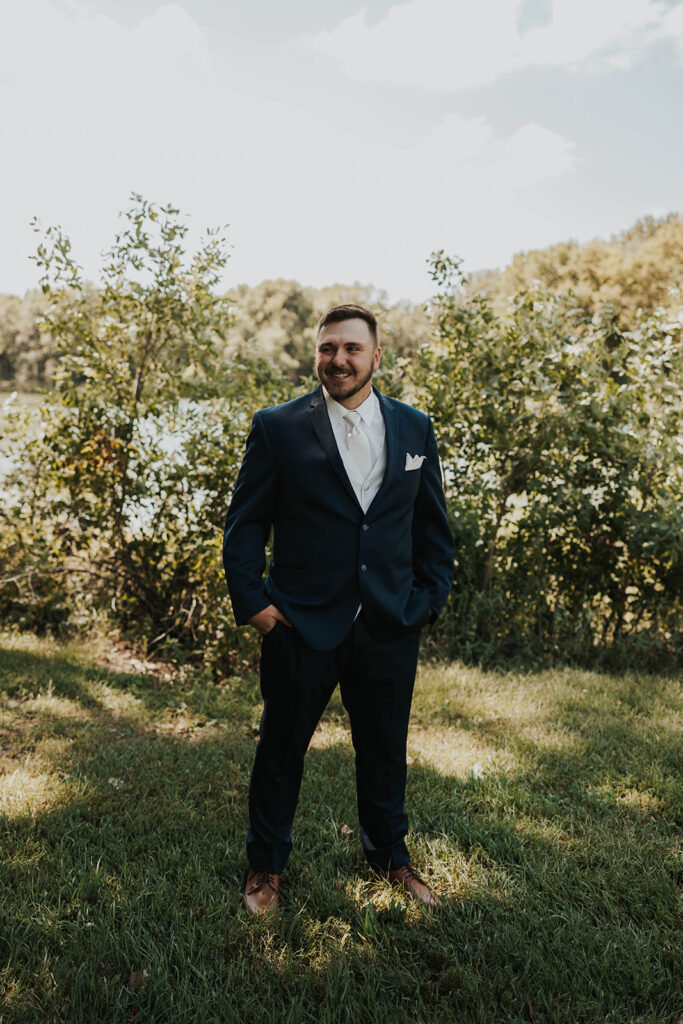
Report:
1,0,682,303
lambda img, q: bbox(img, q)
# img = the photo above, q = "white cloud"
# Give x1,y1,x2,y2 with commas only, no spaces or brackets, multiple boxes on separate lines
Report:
4,0,679,305
0,2,227,288
0,2,211,96
298,0,683,91
659,0,683,56
482,123,575,188
0,0,581,302
399,116,574,191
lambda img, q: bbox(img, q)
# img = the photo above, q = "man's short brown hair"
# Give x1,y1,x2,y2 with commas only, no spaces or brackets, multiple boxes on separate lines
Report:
316,304,379,347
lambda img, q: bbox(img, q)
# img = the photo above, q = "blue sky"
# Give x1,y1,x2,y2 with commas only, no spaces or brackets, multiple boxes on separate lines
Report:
2,0,682,302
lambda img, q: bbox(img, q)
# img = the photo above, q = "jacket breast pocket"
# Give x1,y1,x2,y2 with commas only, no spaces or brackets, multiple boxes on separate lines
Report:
396,467,422,499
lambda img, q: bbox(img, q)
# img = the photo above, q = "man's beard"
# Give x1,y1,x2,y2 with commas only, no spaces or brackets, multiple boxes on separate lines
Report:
317,364,374,401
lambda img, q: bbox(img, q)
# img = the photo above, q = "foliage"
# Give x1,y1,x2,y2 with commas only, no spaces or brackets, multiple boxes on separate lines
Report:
1,631,681,1022
0,196,296,670
1,198,681,670
471,212,683,322
225,278,318,377
418,253,682,668
5,211,679,393
0,278,430,391
0,289,50,387
207,278,431,381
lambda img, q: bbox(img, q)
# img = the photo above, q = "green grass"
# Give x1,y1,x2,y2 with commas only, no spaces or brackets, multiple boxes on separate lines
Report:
0,631,681,1024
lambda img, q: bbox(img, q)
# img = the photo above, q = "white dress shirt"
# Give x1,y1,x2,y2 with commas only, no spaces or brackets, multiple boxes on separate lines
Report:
323,387,387,512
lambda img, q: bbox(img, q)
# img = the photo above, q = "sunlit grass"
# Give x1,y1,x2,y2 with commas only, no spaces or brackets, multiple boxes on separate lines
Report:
0,630,681,1023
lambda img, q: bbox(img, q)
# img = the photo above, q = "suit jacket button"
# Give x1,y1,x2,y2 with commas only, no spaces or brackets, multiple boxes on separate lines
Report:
362,524,369,532
360,564,367,572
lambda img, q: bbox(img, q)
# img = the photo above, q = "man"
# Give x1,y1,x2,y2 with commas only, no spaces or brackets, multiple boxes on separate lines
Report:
223,304,454,914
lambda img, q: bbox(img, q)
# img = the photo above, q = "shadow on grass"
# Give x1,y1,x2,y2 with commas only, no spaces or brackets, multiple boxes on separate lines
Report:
0,643,681,1024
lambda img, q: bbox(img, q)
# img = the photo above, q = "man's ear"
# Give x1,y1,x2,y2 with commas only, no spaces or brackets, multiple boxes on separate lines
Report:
374,345,382,369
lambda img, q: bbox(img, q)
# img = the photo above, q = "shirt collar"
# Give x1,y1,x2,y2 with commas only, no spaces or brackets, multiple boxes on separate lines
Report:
322,386,380,427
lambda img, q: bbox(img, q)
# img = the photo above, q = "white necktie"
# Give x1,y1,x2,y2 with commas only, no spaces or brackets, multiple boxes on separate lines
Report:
343,409,372,481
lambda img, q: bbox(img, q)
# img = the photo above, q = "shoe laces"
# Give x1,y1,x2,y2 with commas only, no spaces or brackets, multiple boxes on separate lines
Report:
250,871,278,893
398,864,424,884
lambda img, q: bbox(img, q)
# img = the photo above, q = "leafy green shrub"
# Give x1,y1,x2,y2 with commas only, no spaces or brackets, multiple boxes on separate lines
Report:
419,253,682,668
0,197,296,672
1,207,680,672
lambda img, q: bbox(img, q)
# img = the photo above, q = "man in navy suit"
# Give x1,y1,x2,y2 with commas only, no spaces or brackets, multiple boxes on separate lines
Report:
223,304,454,913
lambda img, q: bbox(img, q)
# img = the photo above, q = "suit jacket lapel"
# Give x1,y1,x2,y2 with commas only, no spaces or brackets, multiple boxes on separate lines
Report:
308,387,361,509
368,388,400,513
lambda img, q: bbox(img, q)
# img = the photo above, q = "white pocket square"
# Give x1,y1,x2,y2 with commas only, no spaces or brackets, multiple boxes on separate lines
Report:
405,453,426,471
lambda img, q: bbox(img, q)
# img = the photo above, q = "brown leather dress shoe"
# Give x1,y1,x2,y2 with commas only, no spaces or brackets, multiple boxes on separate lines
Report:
388,864,442,908
243,868,280,914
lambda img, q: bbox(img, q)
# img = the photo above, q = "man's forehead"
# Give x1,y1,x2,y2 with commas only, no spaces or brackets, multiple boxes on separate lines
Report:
317,318,373,343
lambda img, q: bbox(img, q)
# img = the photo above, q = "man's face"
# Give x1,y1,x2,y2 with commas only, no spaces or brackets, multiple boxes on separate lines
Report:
314,318,381,408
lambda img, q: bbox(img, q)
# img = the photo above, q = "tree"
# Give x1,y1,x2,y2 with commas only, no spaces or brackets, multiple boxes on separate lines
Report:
471,213,683,323
0,289,51,388
417,252,682,667
0,195,295,668
223,279,431,383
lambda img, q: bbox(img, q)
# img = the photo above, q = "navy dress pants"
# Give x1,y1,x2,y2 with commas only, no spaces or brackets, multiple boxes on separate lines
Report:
247,613,422,875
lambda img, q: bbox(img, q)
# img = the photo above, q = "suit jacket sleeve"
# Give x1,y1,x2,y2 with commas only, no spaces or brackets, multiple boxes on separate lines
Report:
412,417,454,621
222,412,276,624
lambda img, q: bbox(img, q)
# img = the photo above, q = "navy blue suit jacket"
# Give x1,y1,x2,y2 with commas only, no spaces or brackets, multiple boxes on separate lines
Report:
223,385,454,650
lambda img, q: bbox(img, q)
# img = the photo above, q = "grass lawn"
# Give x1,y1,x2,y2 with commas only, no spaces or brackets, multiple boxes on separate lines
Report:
0,631,680,1024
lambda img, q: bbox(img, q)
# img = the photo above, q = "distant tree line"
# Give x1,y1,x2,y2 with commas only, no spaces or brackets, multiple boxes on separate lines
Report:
469,213,683,319
0,280,431,392
2,213,681,391
0,198,680,671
